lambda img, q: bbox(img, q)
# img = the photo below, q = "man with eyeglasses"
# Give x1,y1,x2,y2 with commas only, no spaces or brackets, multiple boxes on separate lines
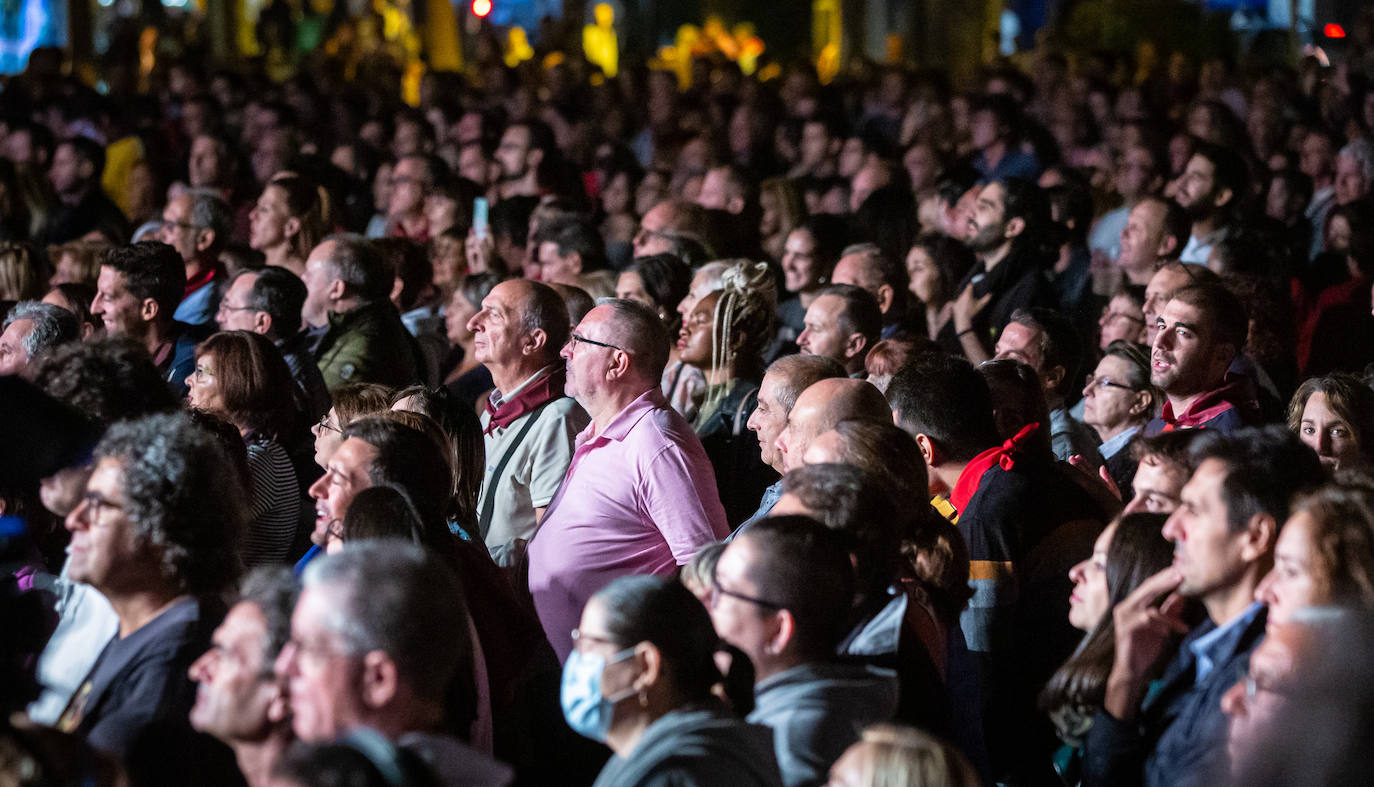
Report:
217,267,330,421
188,567,298,787
386,154,440,242
55,412,246,784
527,298,728,660
708,515,898,787
159,188,232,327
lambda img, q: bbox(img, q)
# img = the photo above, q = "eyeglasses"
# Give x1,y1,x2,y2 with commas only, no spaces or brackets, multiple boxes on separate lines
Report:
1085,375,1136,393
82,491,125,520
570,628,620,648
191,365,216,382
315,415,341,434
162,219,202,232
568,332,628,354
218,303,258,314
710,565,784,610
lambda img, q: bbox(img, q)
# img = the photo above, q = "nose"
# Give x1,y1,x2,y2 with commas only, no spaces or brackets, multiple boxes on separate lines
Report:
1316,431,1333,456
1068,558,1088,584
1162,511,1182,542
274,641,298,681
466,313,482,334
65,496,91,533
797,328,810,349
1082,378,1095,399
188,650,215,682
1255,569,1277,605
560,340,574,360
307,475,327,501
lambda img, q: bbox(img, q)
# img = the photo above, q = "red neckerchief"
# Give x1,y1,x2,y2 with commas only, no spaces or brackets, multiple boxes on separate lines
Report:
1157,373,1256,432
184,266,216,298
949,422,1041,513
483,367,566,435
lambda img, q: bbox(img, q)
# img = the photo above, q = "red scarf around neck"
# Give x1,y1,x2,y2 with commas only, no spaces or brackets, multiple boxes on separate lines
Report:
483,366,567,435
949,422,1041,513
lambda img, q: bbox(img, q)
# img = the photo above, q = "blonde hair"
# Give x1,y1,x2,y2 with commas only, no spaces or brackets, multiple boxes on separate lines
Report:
847,725,980,787
49,240,109,287
0,242,46,300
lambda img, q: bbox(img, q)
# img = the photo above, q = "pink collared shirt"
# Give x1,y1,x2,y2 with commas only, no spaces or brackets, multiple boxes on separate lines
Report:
527,387,729,660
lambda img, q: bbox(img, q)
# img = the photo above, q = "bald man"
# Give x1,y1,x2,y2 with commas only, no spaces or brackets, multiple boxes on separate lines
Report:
774,378,893,473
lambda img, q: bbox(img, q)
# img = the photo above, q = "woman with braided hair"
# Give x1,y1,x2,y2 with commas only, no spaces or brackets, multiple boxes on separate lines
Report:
676,259,780,524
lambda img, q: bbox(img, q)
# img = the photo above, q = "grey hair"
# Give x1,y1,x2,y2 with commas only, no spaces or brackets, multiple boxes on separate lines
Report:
599,298,671,381
301,540,470,701
238,566,299,673
94,412,246,594
185,188,233,248
1339,139,1374,181
4,301,79,361
322,233,392,302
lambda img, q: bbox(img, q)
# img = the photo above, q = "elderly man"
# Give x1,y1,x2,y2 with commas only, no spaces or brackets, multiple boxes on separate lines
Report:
304,234,422,391
276,542,513,786
773,377,893,474
189,567,298,787
0,301,79,376
217,267,330,420
467,279,590,565
797,283,882,377
160,188,232,326
55,412,245,783
528,299,729,659
742,354,846,524
91,241,205,394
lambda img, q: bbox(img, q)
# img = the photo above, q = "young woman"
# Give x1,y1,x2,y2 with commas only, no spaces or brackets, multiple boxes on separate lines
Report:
570,575,781,786
248,173,327,277
776,217,846,344
1040,513,1175,785
905,232,976,354
1287,373,1374,473
676,260,778,523
188,331,303,565
1255,479,1374,624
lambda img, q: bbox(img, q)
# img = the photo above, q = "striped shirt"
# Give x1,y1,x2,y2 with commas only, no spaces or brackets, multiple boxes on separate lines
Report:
244,437,301,566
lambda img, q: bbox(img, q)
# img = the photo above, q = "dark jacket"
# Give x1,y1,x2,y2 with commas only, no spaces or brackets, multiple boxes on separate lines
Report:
749,661,899,787
1082,604,1267,787
1144,373,1263,436
957,246,1053,352
36,189,129,245
693,380,778,526
592,702,783,787
315,300,423,391
161,321,210,397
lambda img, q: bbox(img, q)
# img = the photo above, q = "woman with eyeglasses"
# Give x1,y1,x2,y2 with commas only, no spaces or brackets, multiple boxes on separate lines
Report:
1080,340,1159,498
187,331,303,566
568,574,783,787
311,382,393,470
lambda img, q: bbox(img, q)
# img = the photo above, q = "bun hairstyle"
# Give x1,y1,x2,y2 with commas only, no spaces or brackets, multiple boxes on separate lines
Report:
701,260,776,416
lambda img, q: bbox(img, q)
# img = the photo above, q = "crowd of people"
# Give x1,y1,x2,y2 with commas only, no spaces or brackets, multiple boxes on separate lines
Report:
3,17,1374,787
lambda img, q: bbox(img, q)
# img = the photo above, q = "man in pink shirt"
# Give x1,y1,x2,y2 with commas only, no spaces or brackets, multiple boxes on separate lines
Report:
527,299,729,659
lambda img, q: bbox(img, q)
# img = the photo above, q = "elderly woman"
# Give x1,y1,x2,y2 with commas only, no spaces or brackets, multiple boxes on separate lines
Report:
188,331,302,565
676,260,778,523
570,575,782,786
1287,373,1374,473
1255,479,1374,624
1081,340,1159,497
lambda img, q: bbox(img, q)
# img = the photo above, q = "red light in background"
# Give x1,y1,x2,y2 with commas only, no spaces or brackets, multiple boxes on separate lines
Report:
473,0,491,17
1325,23,1346,38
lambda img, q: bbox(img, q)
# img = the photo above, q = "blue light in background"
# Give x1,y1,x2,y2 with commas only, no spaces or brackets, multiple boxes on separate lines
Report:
0,0,65,75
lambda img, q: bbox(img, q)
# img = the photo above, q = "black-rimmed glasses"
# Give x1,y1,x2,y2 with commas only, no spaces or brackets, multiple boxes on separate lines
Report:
710,564,784,610
1084,375,1136,393
568,332,628,353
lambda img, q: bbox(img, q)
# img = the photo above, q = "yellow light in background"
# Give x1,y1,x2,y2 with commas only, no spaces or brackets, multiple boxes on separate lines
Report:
402,61,424,106
505,27,534,67
583,2,619,77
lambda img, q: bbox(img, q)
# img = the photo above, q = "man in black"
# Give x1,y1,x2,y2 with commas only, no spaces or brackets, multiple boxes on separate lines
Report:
37,136,129,244
952,177,1054,364
56,412,245,784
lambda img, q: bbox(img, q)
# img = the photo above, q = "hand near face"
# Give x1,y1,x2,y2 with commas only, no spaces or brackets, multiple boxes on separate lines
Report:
1106,567,1190,719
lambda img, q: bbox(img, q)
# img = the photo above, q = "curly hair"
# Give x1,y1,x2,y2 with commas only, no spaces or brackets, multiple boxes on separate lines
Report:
32,336,179,426
700,260,776,415
95,412,246,595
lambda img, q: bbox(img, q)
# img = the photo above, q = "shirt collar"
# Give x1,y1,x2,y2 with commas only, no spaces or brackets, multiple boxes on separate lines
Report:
1099,425,1139,460
1190,601,1264,685
490,363,560,408
576,387,664,447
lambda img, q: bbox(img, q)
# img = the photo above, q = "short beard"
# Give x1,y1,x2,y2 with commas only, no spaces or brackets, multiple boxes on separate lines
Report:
964,222,1007,254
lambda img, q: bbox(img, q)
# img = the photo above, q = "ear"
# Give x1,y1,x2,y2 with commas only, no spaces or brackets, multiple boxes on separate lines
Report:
767,609,797,657
523,327,548,356
635,642,663,691
843,332,868,361
195,229,216,254
914,433,941,467
726,195,746,215
1156,234,1179,258
252,311,273,335
1042,364,1066,395
567,252,584,275
360,650,400,710
265,682,290,724
284,216,301,239
528,148,544,170
1214,187,1234,209
1129,390,1152,417
327,278,347,302
605,345,632,380
876,283,895,314
1239,512,1278,563
140,297,160,323
1004,215,1026,239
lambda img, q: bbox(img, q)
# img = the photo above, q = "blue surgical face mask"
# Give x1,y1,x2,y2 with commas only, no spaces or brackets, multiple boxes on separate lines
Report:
560,646,638,742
